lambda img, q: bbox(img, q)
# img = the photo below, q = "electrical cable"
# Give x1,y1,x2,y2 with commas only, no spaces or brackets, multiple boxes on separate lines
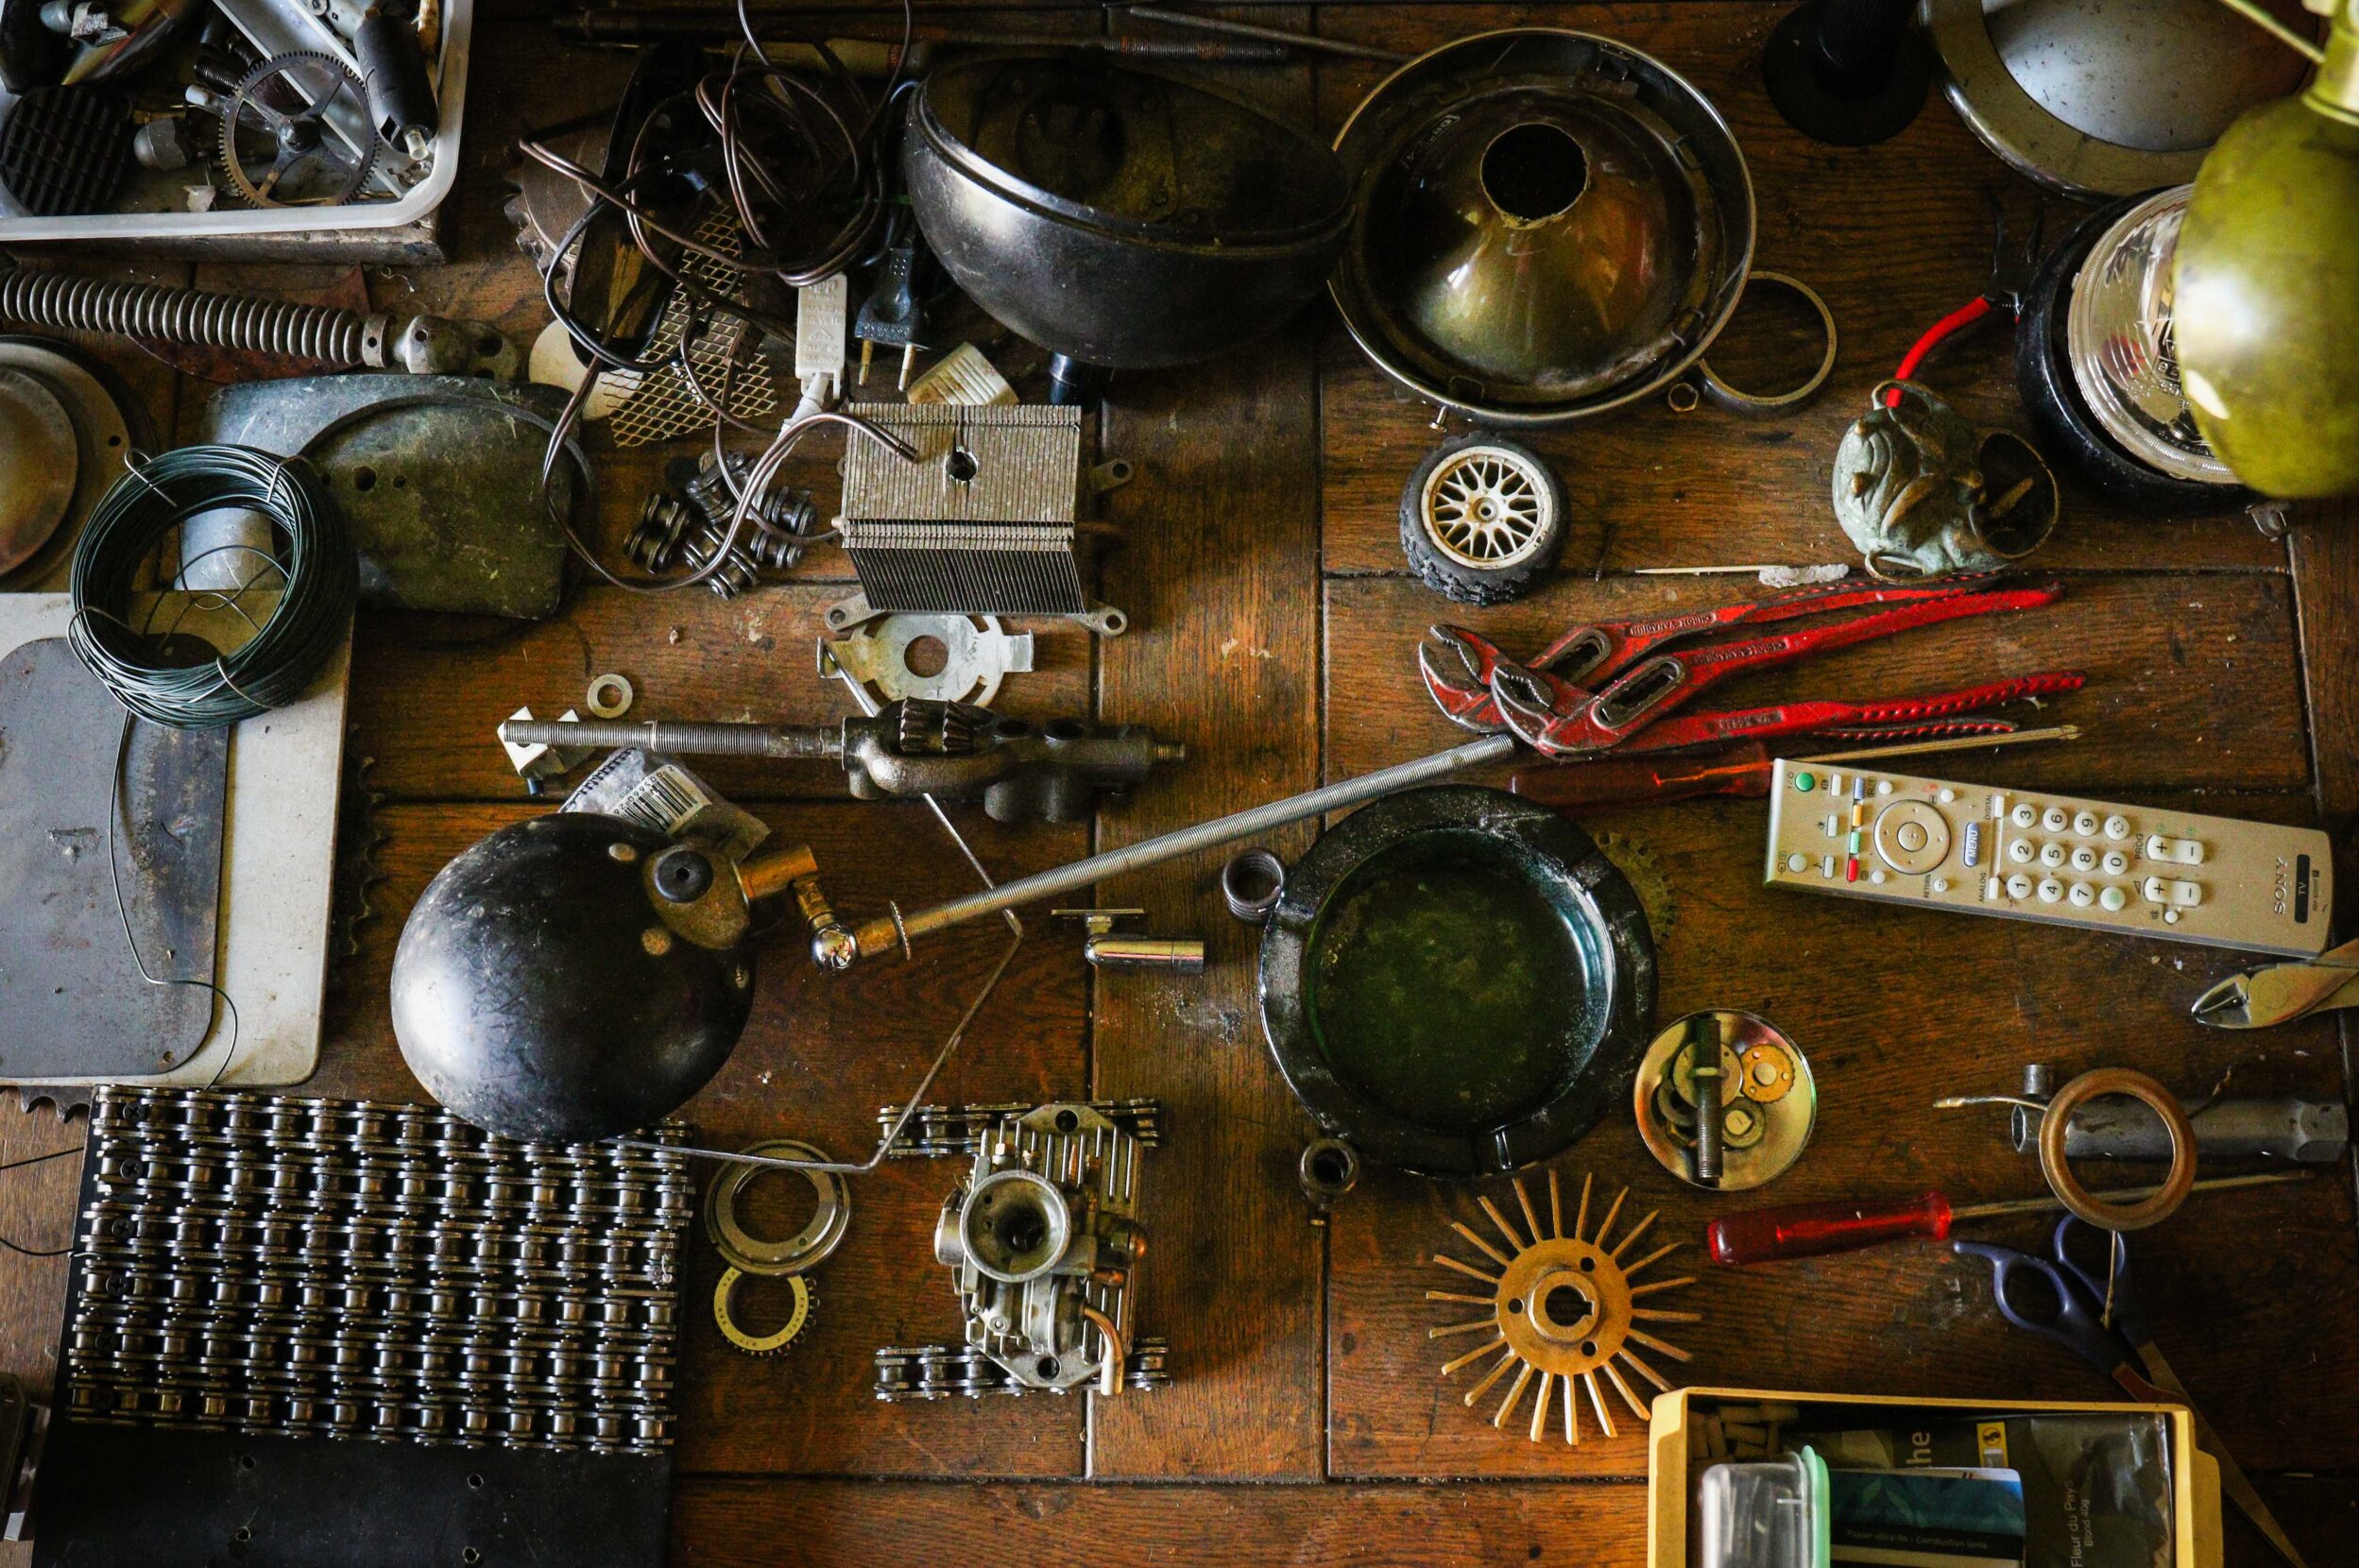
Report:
67,446,357,730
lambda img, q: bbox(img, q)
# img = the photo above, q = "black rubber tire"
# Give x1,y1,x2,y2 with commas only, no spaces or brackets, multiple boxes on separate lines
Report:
1398,435,1566,605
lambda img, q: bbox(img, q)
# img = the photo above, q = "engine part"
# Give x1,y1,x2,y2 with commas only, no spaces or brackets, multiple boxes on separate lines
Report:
875,1338,1169,1400
129,111,195,171
625,452,817,596
827,403,1130,637
1221,848,1286,925
901,53,1350,401
1399,435,1566,606
715,1270,812,1356
897,1101,1158,1398
1925,0,2315,198
1298,1136,1359,1219
1053,909,1205,972
219,51,377,207
1634,1012,1816,1191
820,614,1034,707
1954,1063,2349,1165
390,813,848,1141
63,1085,693,1453
1692,271,1839,416
0,83,131,213
1257,785,1656,1179
0,257,517,376
587,672,633,718
1331,28,1754,427
1761,0,1930,145
1430,1169,1696,1442
498,700,1184,826
706,1139,850,1275
1832,380,2058,580
880,1098,1162,1160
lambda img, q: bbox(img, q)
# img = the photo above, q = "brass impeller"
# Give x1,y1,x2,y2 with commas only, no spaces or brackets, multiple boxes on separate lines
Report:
1429,1169,1699,1443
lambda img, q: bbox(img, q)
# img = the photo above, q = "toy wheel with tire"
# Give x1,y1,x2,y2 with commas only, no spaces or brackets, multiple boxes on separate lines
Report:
1399,436,1566,605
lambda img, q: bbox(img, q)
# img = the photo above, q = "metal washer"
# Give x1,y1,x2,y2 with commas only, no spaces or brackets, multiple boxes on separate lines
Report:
704,1139,849,1277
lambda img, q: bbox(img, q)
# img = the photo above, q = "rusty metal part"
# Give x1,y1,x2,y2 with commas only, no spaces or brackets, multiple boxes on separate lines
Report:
1298,1137,1359,1220
1429,1170,1696,1443
217,51,377,208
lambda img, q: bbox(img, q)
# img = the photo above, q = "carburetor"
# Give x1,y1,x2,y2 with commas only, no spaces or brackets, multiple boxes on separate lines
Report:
891,1102,1161,1398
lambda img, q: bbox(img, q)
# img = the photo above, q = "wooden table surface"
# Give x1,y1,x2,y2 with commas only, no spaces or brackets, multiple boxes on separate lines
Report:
5,3,2358,1564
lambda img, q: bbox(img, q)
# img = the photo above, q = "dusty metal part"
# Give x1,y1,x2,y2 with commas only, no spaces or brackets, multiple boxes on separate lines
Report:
0,337,145,591
0,638,229,1082
66,1086,693,1452
896,1101,1158,1397
499,705,588,793
1594,830,1675,935
1429,1170,1696,1443
626,454,814,597
1051,909,1205,972
218,51,378,208
1298,1136,1359,1221
197,373,576,619
587,673,633,719
874,1338,1169,1399
329,747,387,981
1832,380,2058,580
714,1270,813,1356
0,365,77,573
1633,1011,1816,1191
704,1139,850,1276
1694,271,1838,417
829,403,1126,636
1222,847,1286,925
822,614,1034,707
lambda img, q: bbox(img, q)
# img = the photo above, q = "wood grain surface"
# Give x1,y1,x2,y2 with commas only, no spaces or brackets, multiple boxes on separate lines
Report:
0,2,2350,1565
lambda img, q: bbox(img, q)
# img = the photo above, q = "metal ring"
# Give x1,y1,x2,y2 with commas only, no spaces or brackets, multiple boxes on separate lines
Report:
1222,848,1287,924
586,673,634,719
1695,272,1838,418
713,1268,812,1356
705,1140,849,1275
2036,1069,2196,1231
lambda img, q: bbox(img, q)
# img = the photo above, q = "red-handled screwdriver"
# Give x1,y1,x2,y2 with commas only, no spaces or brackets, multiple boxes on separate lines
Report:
1708,1170,2309,1266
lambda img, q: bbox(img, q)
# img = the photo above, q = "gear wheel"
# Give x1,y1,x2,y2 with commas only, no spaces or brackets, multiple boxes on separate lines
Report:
714,1269,814,1356
1594,830,1676,934
218,52,378,208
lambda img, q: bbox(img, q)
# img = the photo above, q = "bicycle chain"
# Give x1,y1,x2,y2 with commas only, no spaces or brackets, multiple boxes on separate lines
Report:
878,1099,1163,1159
872,1338,1171,1400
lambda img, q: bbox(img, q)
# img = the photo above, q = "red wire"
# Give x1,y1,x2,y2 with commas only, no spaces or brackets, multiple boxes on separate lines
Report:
1884,296,1996,405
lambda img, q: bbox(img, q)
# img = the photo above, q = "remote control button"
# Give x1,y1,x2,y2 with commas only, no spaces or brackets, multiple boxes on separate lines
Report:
1896,823,1928,852
2011,804,2038,828
2144,834,2206,866
2073,810,2099,836
2171,880,2204,908
2069,845,2097,872
2039,842,2066,868
1875,780,1892,795
2068,882,2095,908
2006,874,2033,899
2009,840,2035,864
2037,878,2064,903
1793,771,1816,792
1786,853,1807,872
1963,822,1983,867
1872,801,1952,875
1821,855,1836,878
2099,885,2128,912
2042,807,2069,832
1930,877,1950,893
2101,848,2130,876
1938,788,1956,804
1870,868,1889,884
2104,814,2132,841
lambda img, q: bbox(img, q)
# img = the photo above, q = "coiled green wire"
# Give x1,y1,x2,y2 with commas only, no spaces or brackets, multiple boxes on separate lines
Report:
68,445,357,729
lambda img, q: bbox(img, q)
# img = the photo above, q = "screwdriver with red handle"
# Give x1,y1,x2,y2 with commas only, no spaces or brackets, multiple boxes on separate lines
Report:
1707,1170,2308,1266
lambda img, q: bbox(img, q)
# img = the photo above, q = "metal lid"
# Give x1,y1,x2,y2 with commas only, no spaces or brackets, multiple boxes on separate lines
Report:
913,54,1351,253
0,365,78,574
1331,29,1753,427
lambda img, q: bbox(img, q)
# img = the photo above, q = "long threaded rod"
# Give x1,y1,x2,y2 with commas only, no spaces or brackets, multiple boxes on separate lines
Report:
499,717,841,759
0,267,382,366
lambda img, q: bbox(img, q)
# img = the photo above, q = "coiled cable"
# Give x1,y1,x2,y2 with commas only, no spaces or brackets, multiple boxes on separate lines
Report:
69,445,357,729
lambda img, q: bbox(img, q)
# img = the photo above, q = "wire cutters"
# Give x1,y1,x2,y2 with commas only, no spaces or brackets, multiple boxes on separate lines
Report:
1957,1219,2310,1568
1419,573,2079,759
2189,935,2359,1029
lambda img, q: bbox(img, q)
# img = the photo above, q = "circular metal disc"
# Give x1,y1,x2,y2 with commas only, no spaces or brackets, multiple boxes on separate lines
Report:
1632,1009,1816,1191
0,338,144,588
0,367,78,575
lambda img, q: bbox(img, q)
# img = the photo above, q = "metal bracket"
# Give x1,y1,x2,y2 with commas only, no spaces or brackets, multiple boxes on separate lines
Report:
818,614,1034,707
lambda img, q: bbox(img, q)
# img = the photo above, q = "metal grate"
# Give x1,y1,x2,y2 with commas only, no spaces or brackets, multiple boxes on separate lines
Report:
606,207,778,447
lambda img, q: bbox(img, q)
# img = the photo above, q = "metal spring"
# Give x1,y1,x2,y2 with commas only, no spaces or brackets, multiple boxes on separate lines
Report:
0,268,375,365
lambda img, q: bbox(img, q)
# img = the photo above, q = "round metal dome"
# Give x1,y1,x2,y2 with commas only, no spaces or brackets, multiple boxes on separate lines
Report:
1330,29,1753,427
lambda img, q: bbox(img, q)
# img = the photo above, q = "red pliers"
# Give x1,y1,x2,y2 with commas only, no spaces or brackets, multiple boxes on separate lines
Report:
1418,574,2082,760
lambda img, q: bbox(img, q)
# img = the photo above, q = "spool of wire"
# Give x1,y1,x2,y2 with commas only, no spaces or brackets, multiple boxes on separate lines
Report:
68,445,356,730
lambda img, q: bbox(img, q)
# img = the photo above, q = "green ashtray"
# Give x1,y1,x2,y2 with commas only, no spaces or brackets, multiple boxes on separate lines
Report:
1256,785,1655,1177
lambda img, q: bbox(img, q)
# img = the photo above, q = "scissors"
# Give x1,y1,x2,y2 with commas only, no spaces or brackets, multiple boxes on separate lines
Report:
1956,1218,2308,1568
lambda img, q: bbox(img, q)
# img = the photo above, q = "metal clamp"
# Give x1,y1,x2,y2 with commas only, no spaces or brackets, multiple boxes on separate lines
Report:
1694,271,1838,417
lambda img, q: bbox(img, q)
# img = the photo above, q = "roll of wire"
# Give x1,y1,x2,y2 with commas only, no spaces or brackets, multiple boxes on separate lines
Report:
68,445,357,730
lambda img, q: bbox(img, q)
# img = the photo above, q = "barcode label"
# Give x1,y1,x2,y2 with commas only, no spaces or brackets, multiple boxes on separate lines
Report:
612,765,710,838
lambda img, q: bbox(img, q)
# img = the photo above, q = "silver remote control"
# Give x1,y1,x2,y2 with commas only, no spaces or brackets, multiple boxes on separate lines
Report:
1762,759,2333,956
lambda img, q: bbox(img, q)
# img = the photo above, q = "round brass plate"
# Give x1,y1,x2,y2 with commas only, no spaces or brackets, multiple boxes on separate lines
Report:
1633,1010,1816,1190
0,367,79,575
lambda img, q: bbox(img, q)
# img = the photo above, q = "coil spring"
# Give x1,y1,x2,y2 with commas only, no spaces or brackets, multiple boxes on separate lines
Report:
0,268,375,365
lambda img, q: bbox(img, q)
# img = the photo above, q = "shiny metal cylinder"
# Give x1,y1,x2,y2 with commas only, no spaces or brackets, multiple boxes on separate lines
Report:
498,718,841,759
1083,935,1206,972
2009,1096,2349,1163
1221,849,1287,924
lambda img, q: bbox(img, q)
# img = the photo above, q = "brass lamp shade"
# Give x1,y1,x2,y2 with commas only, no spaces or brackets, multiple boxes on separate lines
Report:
2176,5,2359,498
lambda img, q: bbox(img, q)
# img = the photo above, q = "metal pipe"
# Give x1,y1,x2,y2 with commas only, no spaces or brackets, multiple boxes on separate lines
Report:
824,735,1517,968
1117,5,1410,62
498,717,841,759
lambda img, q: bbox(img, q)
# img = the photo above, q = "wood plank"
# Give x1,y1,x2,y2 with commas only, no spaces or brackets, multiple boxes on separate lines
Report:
1309,3,2282,579
327,800,1097,1475
1087,26,1326,1478
1325,572,2308,794
671,1477,1650,1567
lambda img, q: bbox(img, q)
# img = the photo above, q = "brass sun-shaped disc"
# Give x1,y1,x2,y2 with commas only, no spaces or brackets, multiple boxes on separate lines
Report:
1429,1170,1699,1443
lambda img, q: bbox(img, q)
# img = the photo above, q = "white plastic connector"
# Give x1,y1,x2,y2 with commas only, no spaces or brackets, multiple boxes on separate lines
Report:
794,274,848,419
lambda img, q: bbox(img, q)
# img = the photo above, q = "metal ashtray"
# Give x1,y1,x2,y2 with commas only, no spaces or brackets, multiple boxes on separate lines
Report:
1256,785,1655,1178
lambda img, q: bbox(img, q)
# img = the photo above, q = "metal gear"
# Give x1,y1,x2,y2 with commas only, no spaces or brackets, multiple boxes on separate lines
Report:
1595,829,1676,934
218,52,378,209
330,748,388,980
1429,1170,1699,1443
714,1269,814,1357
